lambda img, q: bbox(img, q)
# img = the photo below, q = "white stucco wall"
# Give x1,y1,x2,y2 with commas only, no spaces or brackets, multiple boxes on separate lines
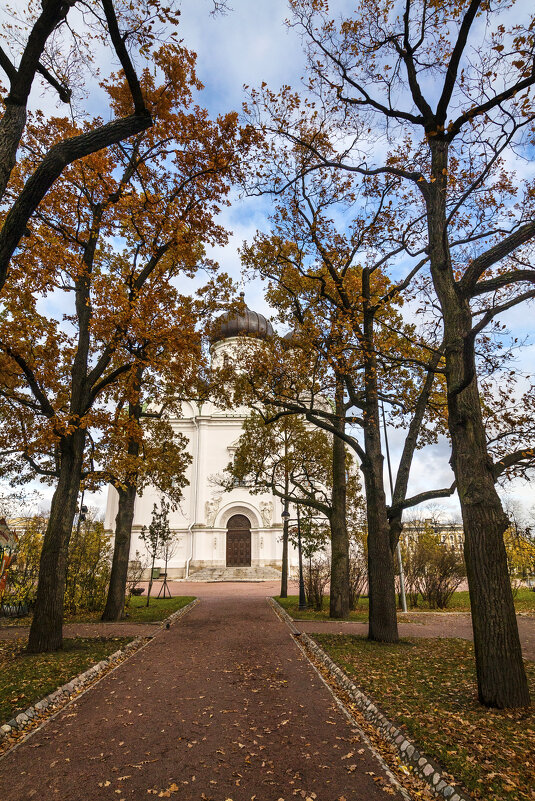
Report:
105,337,296,577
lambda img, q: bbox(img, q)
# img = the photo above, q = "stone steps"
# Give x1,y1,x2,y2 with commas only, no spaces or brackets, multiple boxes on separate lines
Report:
184,566,282,582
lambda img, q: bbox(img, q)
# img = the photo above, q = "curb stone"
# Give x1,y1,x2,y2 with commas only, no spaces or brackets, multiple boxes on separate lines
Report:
0,597,199,749
270,598,470,801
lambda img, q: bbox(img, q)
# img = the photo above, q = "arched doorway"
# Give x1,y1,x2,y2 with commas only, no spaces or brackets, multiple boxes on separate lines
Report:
226,514,251,567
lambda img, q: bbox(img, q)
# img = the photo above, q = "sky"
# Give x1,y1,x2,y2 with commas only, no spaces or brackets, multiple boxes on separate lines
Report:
2,0,533,523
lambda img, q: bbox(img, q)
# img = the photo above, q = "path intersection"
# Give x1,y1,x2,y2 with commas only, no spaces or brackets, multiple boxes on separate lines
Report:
0,585,405,801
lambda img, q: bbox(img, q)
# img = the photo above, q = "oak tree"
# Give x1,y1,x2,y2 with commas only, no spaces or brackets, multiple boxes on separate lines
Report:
247,0,535,708
0,47,246,651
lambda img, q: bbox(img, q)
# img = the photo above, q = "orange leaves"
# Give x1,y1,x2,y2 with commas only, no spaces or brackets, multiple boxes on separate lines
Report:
0,36,247,495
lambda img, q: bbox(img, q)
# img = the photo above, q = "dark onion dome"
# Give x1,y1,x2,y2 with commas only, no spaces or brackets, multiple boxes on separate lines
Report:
210,293,274,344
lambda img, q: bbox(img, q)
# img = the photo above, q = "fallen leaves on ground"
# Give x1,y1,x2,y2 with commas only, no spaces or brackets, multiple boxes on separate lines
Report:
0,637,133,723
314,634,535,801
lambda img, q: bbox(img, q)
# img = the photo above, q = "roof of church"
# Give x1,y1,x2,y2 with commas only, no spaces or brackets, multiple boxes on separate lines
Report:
210,293,274,344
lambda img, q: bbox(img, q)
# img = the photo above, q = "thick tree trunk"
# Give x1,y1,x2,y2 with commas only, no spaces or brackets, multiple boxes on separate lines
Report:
364,449,399,642
27,429,86,652
427,139,529,708
101,484,137,621
456,426,529,707
0,105,27,203
102,379,142,622
444,310,530,707
330,375,350,618
362,286,398,642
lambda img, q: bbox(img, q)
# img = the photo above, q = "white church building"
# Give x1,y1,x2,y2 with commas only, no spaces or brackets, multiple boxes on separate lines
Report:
105,299,295,580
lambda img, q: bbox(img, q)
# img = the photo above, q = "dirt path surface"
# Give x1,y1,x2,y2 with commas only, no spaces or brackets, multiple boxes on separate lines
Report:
0,587,404,801
0,621,160,641
297,612,535,661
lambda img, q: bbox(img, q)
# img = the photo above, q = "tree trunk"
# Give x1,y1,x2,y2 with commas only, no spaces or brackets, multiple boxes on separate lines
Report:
101,484,137,621
330,374,350,618
444,309,530,707
102,379,142,622
146,549,156,607
27,429,86,652
427,139,530,707
362,280,398,642
364,452,399,642
0,105,27,203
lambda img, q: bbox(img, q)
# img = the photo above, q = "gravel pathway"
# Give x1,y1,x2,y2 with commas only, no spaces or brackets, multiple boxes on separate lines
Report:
0,589,404,801
0,621,159,641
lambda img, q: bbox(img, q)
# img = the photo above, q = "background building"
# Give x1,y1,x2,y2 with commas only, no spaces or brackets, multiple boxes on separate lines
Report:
105,300,296,580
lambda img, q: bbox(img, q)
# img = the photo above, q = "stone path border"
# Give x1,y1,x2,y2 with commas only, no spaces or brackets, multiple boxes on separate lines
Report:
270,597,471,801
0,597,198,756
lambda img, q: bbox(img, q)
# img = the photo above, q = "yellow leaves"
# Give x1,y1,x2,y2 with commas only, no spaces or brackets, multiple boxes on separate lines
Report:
157,783,179,797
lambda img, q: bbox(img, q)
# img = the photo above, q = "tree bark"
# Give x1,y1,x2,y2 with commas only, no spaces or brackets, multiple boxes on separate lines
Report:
101,484,137,621
453,391,530,707
427,139,530,707
362,277,398,643
102,370,143,621
27,428,86,652
363,447,399,642
0,0,71,200
0,105,27,202
0,112,151,293
329,374,350,618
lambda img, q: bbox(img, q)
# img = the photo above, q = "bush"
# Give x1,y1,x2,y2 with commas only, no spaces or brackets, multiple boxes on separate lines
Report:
304,554,330,611
417,544,466,609
2,517,45,605
400,522,466,609
348,536,367,610
504,526,535,594
2,513,112,616
64,516,112,614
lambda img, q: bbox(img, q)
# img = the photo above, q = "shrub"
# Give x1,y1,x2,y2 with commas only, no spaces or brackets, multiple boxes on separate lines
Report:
64,516,112,614
348,535,367,610
417,544,466,609
504,526,535,593
304,554,330,611
400,521,466,609
2,517,45,604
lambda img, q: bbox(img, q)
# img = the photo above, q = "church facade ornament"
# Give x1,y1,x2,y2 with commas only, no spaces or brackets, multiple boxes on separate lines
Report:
260,500,273,527
205,495,222,527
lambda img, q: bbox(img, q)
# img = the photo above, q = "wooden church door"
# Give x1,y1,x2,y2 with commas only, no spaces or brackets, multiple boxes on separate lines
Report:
226,514,251,567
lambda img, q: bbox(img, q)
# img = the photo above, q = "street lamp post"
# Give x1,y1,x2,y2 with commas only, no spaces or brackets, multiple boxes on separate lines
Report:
282,503,308,610
381,401,407,613
281,502,290,599
296,505,307,610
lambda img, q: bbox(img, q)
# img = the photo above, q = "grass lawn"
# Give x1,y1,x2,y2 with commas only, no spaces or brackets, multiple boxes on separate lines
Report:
275,588,535,621
431,587,535,614
0,636,133,723
314,633,535,801
69,594,196,624
275,595,369,622
1,595,195,627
